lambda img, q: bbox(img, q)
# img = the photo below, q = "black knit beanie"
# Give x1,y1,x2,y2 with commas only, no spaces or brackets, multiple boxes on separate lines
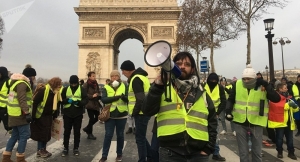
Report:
69,75,79,84
22,64,36,77
120,60,135,71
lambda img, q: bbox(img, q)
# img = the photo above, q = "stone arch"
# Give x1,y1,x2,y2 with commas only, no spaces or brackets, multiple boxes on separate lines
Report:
75,0,181,83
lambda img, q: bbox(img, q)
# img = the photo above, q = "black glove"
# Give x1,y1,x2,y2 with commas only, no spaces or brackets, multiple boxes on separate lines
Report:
120,94,128,103
255,78,268,90
25,114,32,123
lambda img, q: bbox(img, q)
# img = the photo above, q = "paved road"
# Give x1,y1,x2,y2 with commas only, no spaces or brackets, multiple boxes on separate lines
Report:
0,114,299,162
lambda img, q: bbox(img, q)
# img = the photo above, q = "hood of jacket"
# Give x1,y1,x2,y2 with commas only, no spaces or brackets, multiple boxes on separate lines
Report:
10,73,30,83
128,67,148,83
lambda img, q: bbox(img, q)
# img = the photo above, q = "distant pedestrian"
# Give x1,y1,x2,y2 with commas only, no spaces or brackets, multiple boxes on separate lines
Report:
0,67,12,133
82,72,101,140
292,74,300,136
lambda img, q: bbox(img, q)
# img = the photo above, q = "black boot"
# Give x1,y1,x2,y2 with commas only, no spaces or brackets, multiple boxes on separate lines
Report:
277,151,283,158
126,128,133,134
212,154,226,161
87,134,96,140
288,152,297,160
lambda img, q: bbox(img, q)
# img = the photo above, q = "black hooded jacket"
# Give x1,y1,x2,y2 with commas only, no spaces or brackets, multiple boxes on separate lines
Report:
127,67,149,116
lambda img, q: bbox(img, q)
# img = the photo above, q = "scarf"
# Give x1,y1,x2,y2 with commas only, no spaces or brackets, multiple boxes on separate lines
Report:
279,91,289,98
87,79,98,89
174,75,198,93
242,78,256,89
52,88,62,111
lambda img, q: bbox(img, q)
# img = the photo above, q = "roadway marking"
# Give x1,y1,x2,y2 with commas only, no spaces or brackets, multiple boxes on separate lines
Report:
25,140,64,161
262,147,298,162
91,141,127,162
219,145,240,162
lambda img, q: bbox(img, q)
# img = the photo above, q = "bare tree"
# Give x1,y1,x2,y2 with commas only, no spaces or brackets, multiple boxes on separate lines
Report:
176,0,208,70
199,0,245,72
220,0,288,64
0,16,4,50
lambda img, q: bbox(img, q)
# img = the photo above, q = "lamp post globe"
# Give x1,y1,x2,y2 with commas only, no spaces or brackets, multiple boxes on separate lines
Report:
273,37,291,78
264,18,275,80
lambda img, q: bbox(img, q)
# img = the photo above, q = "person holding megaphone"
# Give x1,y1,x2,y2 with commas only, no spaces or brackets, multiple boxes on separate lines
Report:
142,50,218,162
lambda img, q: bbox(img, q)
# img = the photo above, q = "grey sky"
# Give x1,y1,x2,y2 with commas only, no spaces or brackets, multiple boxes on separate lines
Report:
0,0,299,82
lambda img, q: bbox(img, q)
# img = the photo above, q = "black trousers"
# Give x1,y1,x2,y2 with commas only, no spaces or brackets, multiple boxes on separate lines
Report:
295,120,300,132
0,108,11,131
63,115,83,149
84,109,99,134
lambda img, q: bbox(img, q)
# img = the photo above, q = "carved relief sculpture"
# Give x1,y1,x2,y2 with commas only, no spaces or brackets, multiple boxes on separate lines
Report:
151,26,173,39
83,27,106,39
86,52,101,78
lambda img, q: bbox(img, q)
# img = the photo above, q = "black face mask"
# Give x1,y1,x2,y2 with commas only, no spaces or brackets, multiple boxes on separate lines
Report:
279,91,289,97
207,80,218,90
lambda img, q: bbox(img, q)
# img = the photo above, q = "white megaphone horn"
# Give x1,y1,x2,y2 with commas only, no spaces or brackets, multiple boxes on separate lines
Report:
144,40,181,78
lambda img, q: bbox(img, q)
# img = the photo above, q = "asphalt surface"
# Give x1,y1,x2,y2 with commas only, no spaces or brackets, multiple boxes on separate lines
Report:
0,114,299,162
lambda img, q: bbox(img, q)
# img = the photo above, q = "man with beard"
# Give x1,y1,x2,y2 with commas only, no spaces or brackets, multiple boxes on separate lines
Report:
203,73,226,161
142,52,217,162
225,64,280,162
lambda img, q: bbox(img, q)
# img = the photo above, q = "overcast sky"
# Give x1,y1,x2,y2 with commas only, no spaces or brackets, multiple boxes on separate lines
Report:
0,0,299,82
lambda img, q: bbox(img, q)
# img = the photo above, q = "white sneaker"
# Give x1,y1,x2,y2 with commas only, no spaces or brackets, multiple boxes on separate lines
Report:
232,131,236,136
220,130,226,135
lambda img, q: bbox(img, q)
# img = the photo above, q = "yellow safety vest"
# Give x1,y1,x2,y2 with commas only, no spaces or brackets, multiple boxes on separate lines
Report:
34,84,50,118
7,80,33,116
157,85,209,141
225,85,232,99
64,86,81,108
232,80,269,127
104,83,128,113
0,79,10,108
128,75,150,115
292,84,299,100
204,84,220,111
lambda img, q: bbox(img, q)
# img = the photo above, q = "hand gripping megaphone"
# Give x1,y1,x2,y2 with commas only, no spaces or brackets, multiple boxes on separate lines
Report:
144,40,181,78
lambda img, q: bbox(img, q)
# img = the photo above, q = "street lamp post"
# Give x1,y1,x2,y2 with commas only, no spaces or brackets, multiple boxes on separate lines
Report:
264,18,275,80
265,65,269,81
273,37,291,78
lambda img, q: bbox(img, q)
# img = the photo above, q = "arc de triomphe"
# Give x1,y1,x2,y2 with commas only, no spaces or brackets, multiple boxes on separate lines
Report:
75,0,181,83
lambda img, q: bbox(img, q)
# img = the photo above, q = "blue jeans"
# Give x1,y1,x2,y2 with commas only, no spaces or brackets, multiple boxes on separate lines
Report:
5,124,30,153
275,127,294,152
159,147,209,162
134,115,152,162
219,110,235,132
151,132,159,162
235,124,263,162
37,141,47,151
102,118,127,157
213,120,220,155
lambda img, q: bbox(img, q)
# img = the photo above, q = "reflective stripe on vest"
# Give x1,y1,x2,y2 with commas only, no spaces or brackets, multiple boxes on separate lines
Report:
104,83,128,113
64,86,81,108
7,80,33,116
128,75,150,115
204,84,220,111
157,85,209,141
232,80,269,127
0,80,10,107
35,84,50,118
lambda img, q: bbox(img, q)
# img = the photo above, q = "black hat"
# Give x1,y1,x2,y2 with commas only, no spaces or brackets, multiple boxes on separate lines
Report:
69,75,79,84
120,60,135,71
207,73,219,82
22,64,36,77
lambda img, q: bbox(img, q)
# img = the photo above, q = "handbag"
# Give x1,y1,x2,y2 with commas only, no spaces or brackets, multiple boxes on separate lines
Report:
98,104,111,121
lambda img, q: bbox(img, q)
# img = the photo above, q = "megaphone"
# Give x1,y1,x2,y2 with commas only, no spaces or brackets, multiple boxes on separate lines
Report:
144,40,181,78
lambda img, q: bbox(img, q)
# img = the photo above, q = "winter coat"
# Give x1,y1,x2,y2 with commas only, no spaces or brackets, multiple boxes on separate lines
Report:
8,74,32,127
30,87,58,142
82,82,101,111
